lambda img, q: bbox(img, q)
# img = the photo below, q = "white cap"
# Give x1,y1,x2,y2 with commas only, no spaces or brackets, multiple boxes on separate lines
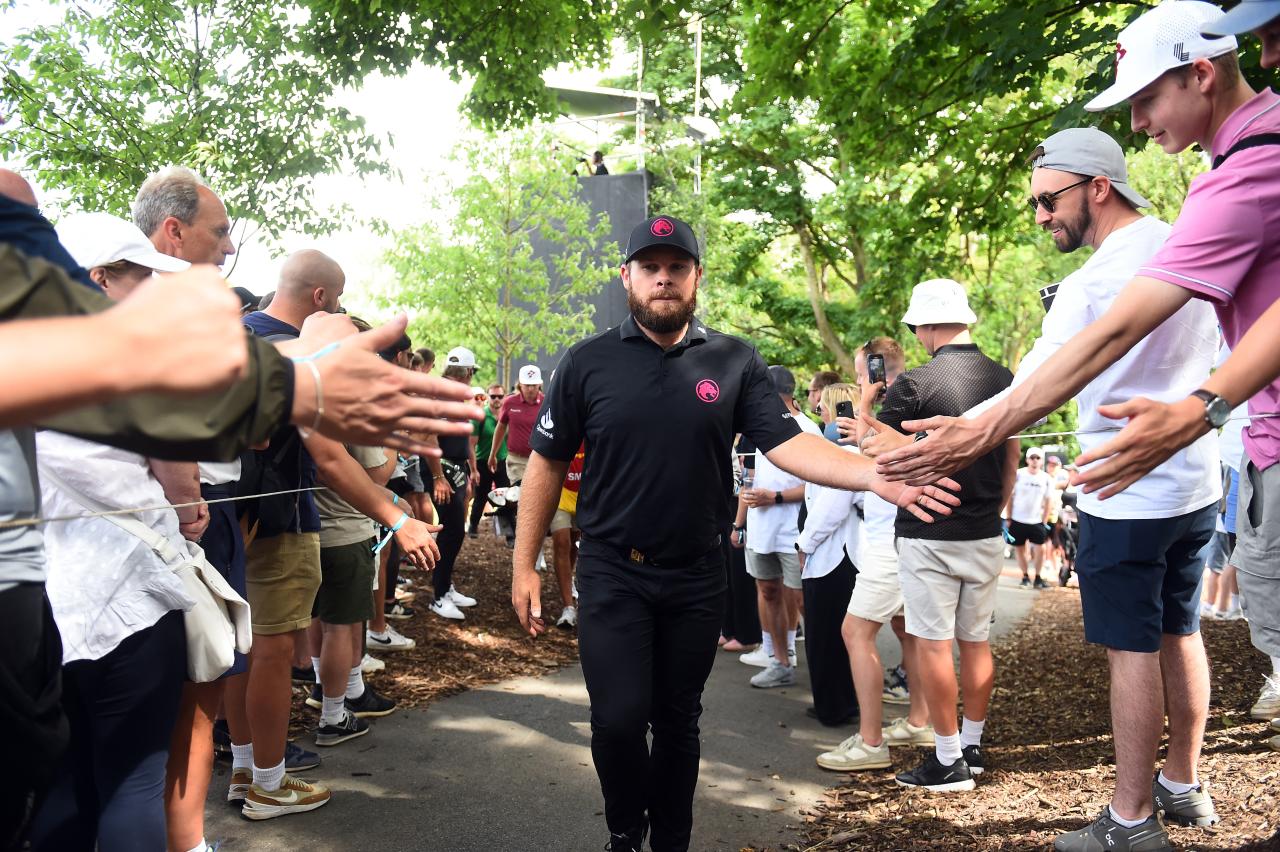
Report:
470,386,487,397
445,346,476,368
901,278,977,328
1026,446,1045,459
55,212,190,273
518,364,543,385
1085,1,1238,112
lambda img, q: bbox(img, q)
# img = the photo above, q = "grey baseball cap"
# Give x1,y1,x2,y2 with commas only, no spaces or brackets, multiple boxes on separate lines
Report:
1202,0,1280,35
1030,128,1151,210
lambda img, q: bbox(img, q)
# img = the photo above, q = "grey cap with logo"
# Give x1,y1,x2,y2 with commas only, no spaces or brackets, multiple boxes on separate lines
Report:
1031,127,1151,210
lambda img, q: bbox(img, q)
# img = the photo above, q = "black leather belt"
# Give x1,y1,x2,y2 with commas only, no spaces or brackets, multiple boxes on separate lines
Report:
589,536,722,567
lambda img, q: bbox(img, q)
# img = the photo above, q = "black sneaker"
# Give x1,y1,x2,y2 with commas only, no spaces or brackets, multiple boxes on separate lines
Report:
604,835,642,852
384,602,415,620
315,710,370,747
1019,577,1032,587
291,665,317,684
284,740,322,772
466,526,478,539
305,682,323,710
1053,810,1172,851
961,744,985,776
895,752,975,792
1151,774,1219,827
213,718,232,757
346,685,397,718
1033,576,1049,589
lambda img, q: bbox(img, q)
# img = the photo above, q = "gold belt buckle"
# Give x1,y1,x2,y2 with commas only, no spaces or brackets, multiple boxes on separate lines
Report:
629,548,645,564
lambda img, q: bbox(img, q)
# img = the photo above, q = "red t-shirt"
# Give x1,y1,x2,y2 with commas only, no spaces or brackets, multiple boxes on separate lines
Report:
499,392,543,457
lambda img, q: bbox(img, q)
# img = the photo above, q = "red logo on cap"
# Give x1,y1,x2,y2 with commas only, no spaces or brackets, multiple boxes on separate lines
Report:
1115,43,1126,69
651,217,675,237
695,379,720,403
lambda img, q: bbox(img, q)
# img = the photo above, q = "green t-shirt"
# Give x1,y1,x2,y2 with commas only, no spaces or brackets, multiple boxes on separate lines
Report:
474,407,507,463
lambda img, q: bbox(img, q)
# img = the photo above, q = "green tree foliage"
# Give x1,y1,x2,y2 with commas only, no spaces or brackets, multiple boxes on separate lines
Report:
0,0,386,248
382,132,613,388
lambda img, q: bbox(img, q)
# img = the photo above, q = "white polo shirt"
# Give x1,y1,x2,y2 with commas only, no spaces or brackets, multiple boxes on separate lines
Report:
746,412,823,553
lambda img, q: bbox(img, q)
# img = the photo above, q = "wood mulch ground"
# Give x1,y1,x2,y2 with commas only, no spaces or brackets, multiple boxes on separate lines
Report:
794,589,1280,852
290,517,578,721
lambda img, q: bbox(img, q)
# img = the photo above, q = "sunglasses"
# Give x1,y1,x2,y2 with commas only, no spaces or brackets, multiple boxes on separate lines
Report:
490,392,505,399
1026,177,1092,214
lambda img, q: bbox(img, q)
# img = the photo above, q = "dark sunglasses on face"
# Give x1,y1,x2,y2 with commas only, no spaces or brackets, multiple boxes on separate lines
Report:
490,392,505,399
1027,176,1093,214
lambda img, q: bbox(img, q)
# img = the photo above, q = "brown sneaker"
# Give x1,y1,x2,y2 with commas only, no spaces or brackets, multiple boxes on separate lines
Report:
227,768,252,803
241,773,331,820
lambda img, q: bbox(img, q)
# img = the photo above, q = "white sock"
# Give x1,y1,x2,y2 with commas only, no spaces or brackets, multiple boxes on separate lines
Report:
369,627,388,640
184,839,207,852
253,759,286,792
231,741,254,772
762,633,775,658
934,731,962,765
787,629,797,655
311,656,322,681
346,666,365,700
1158,769,1197,793
1229,593,1240,610
960,717,985,748
1108,805,1147,828
321,694,346,726
1271,656,1280,676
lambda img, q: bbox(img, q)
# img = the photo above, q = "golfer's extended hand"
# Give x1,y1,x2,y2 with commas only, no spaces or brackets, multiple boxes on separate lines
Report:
870,474,963,522
875,415,992,485
394,517,442,570
858,413,912,459
285,314,483,454
1072,396,1207,500
511,567,546,638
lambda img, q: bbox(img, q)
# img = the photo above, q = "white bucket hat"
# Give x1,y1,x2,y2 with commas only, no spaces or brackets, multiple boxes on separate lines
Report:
56,212,190,273
901,278,977,328
1085,1,1238,112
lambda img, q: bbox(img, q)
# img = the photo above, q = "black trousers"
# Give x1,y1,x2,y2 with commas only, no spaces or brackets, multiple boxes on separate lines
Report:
467,459,512,532
27,610,186,852
576,542,726,852
430,476,469,599
0,583,67,851
802,555,858,725
719,527,761,645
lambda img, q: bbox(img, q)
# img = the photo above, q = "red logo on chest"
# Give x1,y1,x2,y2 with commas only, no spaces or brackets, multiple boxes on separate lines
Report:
695,379,720,403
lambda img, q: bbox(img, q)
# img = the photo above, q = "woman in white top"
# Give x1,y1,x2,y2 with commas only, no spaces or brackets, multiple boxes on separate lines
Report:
26,214,202,852
794,384,861,726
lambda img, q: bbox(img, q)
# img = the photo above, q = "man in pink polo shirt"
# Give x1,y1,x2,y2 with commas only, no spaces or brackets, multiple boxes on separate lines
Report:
866,2,1280,848
489,365,545,544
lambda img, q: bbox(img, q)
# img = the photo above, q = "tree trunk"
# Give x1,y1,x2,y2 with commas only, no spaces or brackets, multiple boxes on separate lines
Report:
796,225,858,377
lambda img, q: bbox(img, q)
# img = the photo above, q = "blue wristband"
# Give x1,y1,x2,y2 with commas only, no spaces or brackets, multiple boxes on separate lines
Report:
289,341,341,364
372,511,409,554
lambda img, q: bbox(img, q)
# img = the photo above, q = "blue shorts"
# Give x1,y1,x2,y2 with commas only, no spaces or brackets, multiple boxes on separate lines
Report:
1075,504,1216,653
199,484,249,679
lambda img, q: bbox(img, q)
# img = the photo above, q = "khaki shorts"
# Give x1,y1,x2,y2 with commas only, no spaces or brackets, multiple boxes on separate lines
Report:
506,453,530,486
745,549,802,590
1236,460,1280,656
846,540,904,623
898,536,1003,642
550,508,577,533
245,532,321,635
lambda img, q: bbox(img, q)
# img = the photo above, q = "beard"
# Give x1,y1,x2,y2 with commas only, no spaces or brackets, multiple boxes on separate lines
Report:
1051,203,1092,254
629,288,698,334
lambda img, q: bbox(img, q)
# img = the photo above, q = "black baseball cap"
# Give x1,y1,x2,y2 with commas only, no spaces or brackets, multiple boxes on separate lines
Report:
768,365,797,396
623,215,701,265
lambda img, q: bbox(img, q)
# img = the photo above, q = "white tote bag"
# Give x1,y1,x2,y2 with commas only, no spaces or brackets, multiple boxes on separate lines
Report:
39,465,253,682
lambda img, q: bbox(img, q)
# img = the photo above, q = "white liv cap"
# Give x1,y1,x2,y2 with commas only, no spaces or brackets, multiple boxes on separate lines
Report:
1085,0,1238,112
56,211,190,273
445,346,477,368
901,278,977,327
518,364,543,385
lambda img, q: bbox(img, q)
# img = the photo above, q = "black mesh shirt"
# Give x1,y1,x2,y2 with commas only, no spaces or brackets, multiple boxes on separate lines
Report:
876,343,1013,542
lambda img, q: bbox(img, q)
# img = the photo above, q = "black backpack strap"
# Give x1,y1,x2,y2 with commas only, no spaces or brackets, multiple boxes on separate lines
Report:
1211,133,1280,169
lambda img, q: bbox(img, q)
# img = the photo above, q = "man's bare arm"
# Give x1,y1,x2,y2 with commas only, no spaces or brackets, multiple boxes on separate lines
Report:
511,452,571,637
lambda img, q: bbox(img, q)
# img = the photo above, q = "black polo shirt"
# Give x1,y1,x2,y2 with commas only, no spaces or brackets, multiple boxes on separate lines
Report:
876,343,1013,542
530,314,802,562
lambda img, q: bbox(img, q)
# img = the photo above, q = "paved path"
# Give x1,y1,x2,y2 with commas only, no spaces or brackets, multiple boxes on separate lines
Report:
206,568,1042,851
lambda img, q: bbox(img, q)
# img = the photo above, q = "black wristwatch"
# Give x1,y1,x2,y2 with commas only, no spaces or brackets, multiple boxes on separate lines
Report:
1190,389,1232,429
774,490,783,504
731,524,744,533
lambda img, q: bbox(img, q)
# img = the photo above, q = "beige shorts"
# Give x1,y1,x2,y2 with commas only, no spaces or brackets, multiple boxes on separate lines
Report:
245,532,321,635
846,540,903,624
505,453,530,486
746,549,802,590
550,508,577,533
898,536,1003,642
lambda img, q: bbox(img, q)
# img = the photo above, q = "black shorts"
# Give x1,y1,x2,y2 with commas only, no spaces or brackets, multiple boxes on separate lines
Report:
1008,519,1048,546
314,538,377,625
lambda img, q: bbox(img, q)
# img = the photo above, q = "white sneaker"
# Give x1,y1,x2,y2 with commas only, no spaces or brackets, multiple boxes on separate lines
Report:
739,647,772,667
750,661,796,689
366,625,415,652
881,716,935,747
816,733,891,771
556,605,577,630
360,653,385,673
1251,673,1280,720
1218,607,1244,621
430,597,466,620
446,585,477,608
